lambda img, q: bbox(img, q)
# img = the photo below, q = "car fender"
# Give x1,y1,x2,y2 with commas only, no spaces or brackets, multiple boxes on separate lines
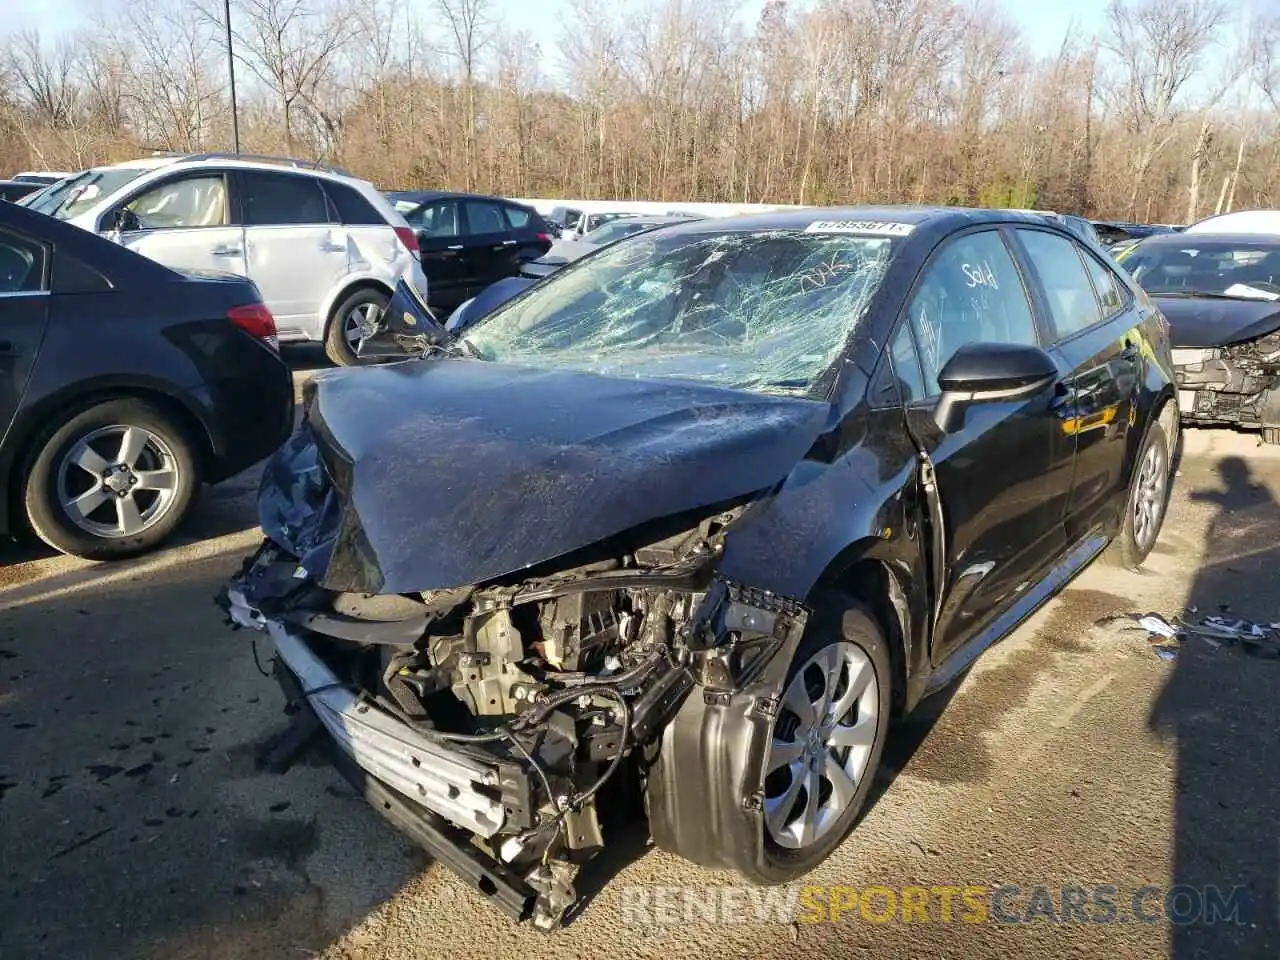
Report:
318,272,394,333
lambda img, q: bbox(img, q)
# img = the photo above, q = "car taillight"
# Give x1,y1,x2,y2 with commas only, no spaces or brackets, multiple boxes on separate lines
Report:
537,232,552,243
394,226,421,259
228,302,279,351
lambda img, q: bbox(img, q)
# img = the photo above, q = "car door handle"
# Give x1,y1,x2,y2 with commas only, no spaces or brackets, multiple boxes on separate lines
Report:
448,244,464,251
501,239,518,246
0,340,20,358
212,245,242,256
319,242,346,253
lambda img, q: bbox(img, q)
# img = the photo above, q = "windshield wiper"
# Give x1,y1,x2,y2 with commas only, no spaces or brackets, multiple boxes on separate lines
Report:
456,338,484,359
1154,290,1271,301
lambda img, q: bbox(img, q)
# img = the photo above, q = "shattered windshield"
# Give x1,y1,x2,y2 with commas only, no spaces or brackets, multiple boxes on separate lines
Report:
1124,241,1280,300
462,228,898,396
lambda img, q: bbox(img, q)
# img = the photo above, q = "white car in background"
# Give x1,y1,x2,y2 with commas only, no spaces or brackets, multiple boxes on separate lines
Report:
1183,210,1280,235
23,153,428,365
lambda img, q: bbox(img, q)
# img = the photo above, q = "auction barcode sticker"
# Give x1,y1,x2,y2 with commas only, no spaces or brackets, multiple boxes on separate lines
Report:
804,220,915,236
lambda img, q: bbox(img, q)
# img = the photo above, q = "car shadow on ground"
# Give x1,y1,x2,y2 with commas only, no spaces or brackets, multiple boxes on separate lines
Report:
1153,455,1280,959
281,344,333,372
0,474,264,586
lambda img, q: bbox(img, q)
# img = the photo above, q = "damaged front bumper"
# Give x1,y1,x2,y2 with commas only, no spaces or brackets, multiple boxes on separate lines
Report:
224,583,546,921
220,542,812,929
226,589,507,837
1173,344,1280,436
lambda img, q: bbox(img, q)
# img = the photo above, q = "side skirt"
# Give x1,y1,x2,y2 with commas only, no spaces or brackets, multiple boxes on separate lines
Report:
912,530,1110,702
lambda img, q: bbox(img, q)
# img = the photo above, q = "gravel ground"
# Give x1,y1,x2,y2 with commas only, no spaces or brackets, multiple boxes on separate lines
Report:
0,403,1277,960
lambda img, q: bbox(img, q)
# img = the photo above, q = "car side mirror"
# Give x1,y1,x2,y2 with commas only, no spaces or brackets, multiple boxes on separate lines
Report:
933,341,1059,432
106,208,141,236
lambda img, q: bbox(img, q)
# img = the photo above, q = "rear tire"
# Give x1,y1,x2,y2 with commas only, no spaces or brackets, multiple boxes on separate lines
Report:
24,398,201,560
1105,419,1171,570
749,593,892,882
325,287,389,366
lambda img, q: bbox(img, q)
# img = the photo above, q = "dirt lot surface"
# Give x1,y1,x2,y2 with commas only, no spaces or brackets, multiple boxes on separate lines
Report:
1,391,1277,959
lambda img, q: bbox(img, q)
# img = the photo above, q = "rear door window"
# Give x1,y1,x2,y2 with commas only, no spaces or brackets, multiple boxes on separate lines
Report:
463,201,507,236
1015,228,1104,339
907,229,1039,396
240,171,331,226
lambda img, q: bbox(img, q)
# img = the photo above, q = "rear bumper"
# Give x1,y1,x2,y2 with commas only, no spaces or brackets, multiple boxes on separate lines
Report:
193,363,294,482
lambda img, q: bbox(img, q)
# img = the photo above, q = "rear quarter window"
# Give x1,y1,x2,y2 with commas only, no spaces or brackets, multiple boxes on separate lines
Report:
504,205,532,229
0,229,47,293
325,182,385,225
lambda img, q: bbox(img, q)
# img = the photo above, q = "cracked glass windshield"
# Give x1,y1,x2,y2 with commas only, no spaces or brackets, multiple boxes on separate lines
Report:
462,228,899,396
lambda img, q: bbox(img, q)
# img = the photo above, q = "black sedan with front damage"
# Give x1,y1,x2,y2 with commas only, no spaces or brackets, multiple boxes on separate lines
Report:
221,207,1177,929
1120,233,1280,442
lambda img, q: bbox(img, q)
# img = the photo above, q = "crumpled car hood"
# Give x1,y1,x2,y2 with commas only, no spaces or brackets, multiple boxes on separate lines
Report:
259,359,834,594
1157,296,1280,348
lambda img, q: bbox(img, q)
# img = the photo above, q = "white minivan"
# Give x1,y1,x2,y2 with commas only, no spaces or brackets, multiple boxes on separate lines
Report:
23,153,429,365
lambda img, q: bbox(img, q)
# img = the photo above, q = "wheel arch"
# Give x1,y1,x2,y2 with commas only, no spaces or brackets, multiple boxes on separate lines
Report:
811,547,916,718
4,381,216,536
320,276,394,338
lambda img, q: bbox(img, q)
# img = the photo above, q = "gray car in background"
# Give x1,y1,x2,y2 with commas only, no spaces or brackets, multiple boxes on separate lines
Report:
521,215,698,279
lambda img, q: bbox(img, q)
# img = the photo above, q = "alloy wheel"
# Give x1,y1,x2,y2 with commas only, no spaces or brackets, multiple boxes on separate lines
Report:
764,641,880,849
1132,438,1167,552
344,301,383,355
55,425,181,539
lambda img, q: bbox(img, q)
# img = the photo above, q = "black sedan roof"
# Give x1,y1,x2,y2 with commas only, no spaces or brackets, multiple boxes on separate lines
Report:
644,205,1075,246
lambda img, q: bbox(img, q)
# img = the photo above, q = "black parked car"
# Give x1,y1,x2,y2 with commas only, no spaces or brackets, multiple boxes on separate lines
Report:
0,180,43,203
1120,232,1280,442
1092,220,1178,250
385,191,553,314
0,199,293,559
222,207,1176,930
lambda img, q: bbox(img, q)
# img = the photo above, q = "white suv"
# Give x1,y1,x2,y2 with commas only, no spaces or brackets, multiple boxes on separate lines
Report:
22,153,428,365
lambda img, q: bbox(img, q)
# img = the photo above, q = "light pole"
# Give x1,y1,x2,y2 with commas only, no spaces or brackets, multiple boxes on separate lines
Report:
224,0,240,153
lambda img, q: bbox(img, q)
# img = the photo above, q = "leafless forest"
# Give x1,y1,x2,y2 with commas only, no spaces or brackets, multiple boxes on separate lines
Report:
4,0,1280,222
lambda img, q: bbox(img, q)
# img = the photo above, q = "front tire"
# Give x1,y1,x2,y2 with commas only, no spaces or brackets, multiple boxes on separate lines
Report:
1106,419,1171,569
23,398,201,560
753,593,892,881
325,287,390,366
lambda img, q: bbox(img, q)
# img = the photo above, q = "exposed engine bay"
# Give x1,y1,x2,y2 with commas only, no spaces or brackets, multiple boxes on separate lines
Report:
1173,333,1280,441
220,500,808,930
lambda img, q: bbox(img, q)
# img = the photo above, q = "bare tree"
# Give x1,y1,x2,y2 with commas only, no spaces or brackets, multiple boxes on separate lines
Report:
1104,0,1229,220
4,0,1280,221
4,31,82,129
215,0,355,153
434,0,493,190
95,0,224,152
